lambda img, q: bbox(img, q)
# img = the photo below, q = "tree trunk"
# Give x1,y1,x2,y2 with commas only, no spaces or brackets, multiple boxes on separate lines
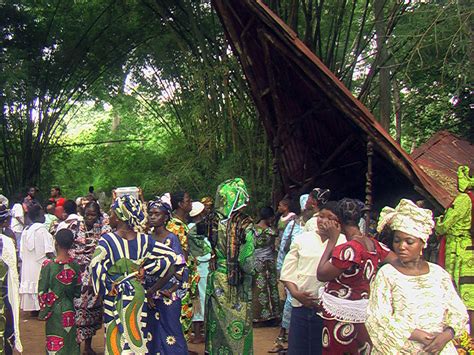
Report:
287,0,299,32
374,0,391,131
393,80,402,144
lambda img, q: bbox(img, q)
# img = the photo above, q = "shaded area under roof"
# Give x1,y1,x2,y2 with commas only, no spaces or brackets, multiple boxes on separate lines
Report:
212,0,450,211
411,131,474,201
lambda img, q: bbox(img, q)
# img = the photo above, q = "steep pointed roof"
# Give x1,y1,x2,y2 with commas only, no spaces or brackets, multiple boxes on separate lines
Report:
212,0,450,210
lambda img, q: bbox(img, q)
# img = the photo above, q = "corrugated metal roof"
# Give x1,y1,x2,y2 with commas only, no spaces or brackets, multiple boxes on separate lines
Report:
212,0,453,211
411,131,474,200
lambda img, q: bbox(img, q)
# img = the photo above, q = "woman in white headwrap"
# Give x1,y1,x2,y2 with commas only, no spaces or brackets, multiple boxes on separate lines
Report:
366,199,468,354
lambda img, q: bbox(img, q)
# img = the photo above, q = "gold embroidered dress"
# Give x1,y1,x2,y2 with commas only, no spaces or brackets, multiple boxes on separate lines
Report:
367,263,468,354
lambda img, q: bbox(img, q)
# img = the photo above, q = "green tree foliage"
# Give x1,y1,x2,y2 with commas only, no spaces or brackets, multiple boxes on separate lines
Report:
267,1,472,145
0,0,171,194
390,2,472,148
1,0,471,208
38,0,273,210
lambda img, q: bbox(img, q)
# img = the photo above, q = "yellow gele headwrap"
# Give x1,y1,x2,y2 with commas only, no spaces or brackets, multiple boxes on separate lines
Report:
200,196,213,209
377,199,434,246
457,165,474,193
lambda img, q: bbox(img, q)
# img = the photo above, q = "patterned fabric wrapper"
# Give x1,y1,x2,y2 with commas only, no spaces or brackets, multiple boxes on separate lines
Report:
112,195,147,233
299,194,309,211
457,165,474,193
214,178,249,219
0,206,10,222
377,199,434,245
147,193,172,218
214,178,252,287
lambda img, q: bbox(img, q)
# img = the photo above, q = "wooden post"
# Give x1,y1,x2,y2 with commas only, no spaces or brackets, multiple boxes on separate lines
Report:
271,135,283,209
365,138,374,235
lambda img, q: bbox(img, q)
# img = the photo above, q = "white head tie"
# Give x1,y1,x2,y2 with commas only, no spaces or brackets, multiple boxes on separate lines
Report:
377,199,434,246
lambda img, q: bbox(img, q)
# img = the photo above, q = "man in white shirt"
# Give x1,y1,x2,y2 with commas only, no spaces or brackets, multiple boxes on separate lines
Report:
280,201,345,355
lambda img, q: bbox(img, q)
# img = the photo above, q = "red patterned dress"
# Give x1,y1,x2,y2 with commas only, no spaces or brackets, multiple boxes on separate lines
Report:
67,219,110,343
319,239,390,355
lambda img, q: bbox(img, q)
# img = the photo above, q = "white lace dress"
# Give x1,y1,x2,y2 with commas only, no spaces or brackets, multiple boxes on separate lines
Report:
367,263,468,354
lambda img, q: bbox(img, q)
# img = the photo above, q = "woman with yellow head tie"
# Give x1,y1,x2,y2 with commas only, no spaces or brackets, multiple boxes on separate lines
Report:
367,199,468,354
90,194,182,354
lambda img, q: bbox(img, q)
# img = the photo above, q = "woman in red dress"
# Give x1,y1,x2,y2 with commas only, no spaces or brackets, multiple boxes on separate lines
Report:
317,198,395,354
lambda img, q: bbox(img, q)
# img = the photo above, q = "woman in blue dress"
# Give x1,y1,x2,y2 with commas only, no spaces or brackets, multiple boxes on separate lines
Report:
146,193,188,354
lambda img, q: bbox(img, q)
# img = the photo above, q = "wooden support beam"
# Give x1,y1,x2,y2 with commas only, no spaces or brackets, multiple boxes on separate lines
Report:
260,30,290,199
302,133,357,191
364,138,374,234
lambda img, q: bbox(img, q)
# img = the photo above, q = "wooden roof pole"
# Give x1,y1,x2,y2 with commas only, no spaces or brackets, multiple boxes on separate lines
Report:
364,138,374,235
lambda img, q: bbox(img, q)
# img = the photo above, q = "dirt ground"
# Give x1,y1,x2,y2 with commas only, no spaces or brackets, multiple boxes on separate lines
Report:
17,312,280,354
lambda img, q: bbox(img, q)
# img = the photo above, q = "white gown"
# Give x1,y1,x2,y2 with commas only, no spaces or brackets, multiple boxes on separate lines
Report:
1,233,23,352
19,223,54,311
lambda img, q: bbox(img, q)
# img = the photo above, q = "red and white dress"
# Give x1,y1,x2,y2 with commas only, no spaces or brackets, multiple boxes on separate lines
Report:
319,238,390,355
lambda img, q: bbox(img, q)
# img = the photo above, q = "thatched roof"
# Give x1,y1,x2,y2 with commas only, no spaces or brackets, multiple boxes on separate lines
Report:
212,0,450,211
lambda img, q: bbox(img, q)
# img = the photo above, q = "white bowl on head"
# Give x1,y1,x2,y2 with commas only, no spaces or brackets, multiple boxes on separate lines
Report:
115,187,139,199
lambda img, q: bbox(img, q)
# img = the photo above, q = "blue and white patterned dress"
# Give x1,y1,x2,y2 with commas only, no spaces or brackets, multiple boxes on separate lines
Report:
90,232,179,355
145,232,189,354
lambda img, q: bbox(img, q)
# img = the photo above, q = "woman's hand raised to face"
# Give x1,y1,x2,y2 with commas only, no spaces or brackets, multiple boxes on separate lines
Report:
320,220,341,242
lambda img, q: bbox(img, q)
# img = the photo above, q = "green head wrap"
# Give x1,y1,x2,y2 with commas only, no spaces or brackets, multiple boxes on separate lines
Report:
214,178,249,219
457,165,474,193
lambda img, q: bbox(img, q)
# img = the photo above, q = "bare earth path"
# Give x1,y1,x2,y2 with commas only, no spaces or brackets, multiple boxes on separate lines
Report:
17,312,280,354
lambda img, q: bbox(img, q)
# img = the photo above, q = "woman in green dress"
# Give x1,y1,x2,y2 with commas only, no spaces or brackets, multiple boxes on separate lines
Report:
205,178,256,354
435,165,474,335
38,229,81,355
252,206,280,323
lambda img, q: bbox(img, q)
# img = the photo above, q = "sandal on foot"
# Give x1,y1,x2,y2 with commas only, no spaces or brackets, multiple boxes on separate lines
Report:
268,336,287,353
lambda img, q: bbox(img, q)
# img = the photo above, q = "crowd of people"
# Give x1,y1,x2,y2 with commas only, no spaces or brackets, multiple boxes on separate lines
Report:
0,166,471,354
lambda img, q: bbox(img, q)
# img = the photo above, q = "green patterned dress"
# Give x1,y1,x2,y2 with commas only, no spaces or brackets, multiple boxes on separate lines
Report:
252,226,280,322
38,258,82,355
436,191,474,310
205,212,255,354
205,177,256,355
